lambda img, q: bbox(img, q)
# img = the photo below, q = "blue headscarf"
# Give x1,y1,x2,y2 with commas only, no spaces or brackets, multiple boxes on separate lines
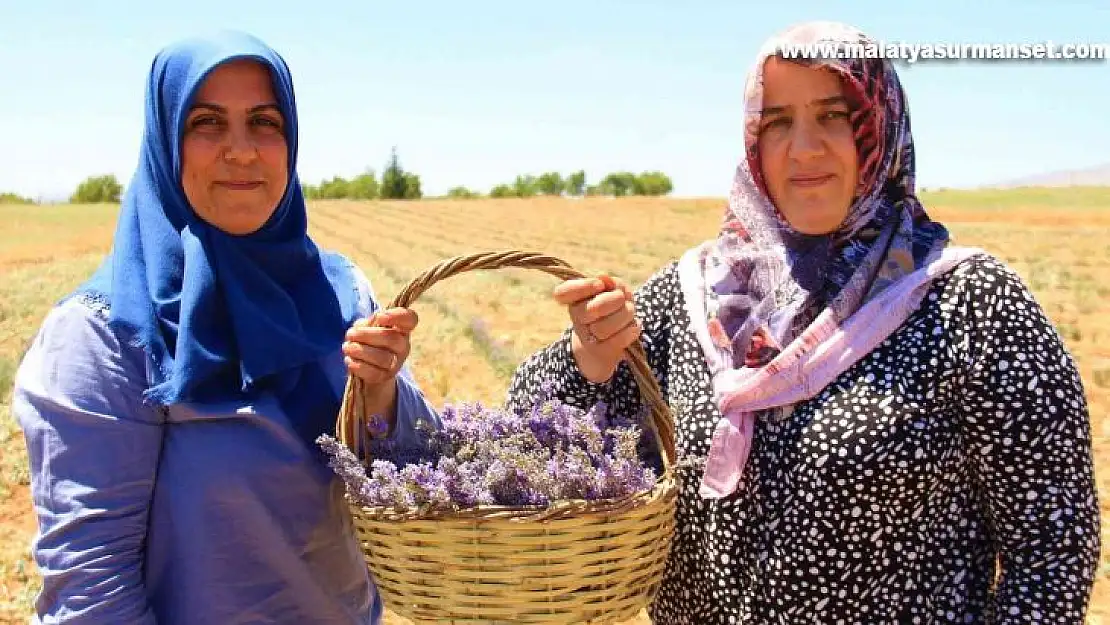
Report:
72,31,360,448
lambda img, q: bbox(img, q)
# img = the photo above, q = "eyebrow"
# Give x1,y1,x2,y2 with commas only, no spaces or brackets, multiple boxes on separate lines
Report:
188,102,281,114
761,95,849,116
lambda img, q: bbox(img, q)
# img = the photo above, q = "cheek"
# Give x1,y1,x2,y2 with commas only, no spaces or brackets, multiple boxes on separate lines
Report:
258,140,289,185
180,139,220,197
831,129,860,179
756,137,788,193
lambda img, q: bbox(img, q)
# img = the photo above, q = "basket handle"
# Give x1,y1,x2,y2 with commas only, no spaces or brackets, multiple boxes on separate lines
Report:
333,250,676,471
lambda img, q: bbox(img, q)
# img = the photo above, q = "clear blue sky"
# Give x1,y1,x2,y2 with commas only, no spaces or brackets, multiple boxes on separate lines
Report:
1,0,1107,201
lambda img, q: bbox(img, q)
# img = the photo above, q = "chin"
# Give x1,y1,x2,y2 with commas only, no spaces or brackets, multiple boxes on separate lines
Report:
781,198,850,235
209,206,274,236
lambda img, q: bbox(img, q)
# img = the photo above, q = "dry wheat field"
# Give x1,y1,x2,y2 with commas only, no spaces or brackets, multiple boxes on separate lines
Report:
1,189,1108,624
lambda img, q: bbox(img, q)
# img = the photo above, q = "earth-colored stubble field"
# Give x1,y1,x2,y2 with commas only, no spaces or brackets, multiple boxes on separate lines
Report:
1,189,1107,623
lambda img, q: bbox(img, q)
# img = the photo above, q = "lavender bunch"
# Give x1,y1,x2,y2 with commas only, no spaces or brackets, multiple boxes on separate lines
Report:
317,387,658,514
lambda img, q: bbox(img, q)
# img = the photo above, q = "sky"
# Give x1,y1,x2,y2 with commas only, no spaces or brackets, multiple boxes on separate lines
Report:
0,0,1107,201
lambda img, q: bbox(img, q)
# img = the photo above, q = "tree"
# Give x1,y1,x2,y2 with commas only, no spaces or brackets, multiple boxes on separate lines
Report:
512,174,538,198
634,171,673,196
564,170,586,196
0,192,34,204
536,171,564,196
598,172,637,197
292,164,675,202
71,174,123,203
348,170,379,200
489,184,515,198
316,176,351,199
446,186,480,199
402,172,422,199
380,147,420,200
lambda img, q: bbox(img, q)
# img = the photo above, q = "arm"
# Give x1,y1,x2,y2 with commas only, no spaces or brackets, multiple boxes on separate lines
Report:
346,260,441,452
504,325,613,413
364,359,441,447
954,257,1100,622
12,297,164,624
505,263,678,465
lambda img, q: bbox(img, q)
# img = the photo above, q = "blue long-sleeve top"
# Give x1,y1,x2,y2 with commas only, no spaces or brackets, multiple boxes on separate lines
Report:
12,257,441,624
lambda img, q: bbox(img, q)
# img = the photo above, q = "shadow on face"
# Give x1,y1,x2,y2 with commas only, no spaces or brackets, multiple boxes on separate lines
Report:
181,59,289,236
756,56,860,236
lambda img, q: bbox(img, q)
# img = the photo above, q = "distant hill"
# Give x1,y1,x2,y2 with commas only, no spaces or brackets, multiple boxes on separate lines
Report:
986,163,1110,189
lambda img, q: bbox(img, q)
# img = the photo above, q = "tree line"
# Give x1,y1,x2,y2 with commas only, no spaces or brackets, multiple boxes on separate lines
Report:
1,147,675,204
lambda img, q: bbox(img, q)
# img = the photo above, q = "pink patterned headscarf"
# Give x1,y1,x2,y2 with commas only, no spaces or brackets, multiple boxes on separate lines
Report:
676,21,981,498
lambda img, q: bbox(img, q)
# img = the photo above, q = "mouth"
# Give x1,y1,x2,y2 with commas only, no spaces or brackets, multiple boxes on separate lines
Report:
789,173,835,188
215,180,264,191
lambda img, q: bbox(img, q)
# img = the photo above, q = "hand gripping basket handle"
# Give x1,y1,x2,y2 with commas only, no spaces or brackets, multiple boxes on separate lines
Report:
334,250,676,471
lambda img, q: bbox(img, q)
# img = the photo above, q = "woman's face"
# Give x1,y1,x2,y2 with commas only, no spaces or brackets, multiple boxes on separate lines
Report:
181,59,289,236
756,56,860,235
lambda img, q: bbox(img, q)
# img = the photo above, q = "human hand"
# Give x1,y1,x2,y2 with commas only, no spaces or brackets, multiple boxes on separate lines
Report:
553,275,641,383
342,307,418,389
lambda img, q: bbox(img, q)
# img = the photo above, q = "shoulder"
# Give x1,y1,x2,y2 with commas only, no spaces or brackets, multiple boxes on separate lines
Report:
928,250,1044,322
922,250,1075,374
940,250,1030,297
35,292,125,355
15,293,154,412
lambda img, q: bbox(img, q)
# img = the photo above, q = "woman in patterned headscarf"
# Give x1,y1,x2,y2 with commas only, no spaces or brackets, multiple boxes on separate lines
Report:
507,20,1100,623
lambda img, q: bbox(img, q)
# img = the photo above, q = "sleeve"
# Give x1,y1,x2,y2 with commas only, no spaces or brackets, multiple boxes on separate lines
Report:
953,257,1100,623
347,260,442,452
11,297,164,624
504,263,678,468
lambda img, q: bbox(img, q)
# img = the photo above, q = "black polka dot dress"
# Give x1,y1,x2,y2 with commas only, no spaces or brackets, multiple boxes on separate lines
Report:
505,253,1100,624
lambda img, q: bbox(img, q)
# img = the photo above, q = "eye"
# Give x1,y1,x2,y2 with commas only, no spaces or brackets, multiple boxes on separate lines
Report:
190,115,222,128
821,109,850,122
251,115,284,131
760,115,790,132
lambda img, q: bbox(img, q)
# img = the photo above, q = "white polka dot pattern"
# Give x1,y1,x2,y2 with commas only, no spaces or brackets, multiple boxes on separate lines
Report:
506,253,1100,624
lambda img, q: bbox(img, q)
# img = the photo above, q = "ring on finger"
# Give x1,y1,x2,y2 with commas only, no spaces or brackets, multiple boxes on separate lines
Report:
585,325,599,343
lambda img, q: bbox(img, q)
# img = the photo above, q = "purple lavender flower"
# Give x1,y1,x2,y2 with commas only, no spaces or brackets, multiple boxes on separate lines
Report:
317,393,657,512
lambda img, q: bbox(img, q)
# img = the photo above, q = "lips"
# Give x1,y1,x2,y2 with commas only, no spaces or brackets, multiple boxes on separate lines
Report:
217,181,263,190
789,173,835,187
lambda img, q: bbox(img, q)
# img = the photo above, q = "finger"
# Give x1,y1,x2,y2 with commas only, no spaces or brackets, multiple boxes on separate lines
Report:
601,315,642,351
587,302,638,341
369,307,419,333
601,277,633,301
342,341,399,370
569,289,630,325
345,325,409,351
343,335,407,367
553,277,610,306
346,356,391,384
610,277,633,299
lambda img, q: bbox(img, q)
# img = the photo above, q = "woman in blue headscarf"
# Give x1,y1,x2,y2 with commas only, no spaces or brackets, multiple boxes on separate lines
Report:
12,31,439,624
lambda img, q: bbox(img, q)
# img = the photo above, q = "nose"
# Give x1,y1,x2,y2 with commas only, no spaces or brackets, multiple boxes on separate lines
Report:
222,123,259,165
787,117,824,162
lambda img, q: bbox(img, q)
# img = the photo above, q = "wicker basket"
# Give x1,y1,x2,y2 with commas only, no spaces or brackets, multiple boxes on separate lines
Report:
332,250,678,624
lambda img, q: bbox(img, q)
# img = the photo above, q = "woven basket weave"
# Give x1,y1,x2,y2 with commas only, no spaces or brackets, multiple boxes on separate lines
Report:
333,251,677,624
